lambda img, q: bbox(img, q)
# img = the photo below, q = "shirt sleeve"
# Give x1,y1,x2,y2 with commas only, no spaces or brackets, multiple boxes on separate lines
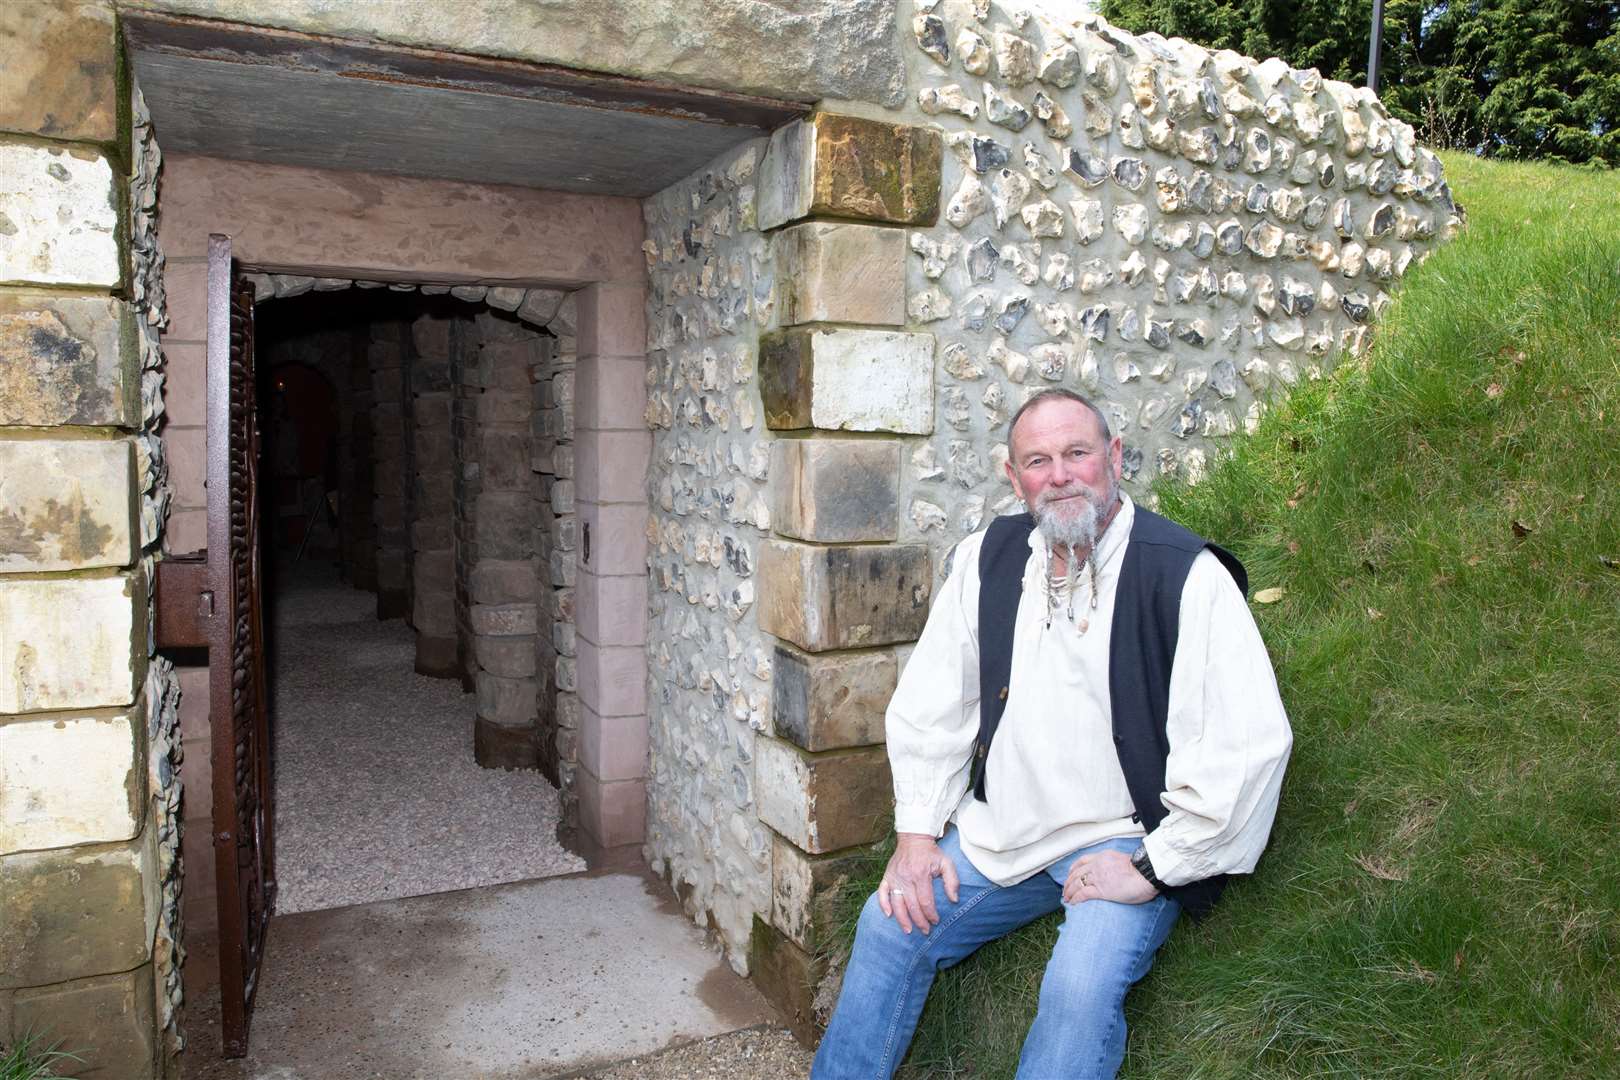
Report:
1142,549,1293,887
887,529,986,837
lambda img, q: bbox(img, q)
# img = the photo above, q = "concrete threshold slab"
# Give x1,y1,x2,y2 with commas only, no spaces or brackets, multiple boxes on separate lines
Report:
182,869,782,1080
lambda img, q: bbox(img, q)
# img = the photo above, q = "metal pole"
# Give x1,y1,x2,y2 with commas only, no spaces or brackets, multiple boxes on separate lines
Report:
1367,0,1386,93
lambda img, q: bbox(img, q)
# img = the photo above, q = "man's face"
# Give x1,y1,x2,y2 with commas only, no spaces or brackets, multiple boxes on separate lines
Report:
1004,398,1124,539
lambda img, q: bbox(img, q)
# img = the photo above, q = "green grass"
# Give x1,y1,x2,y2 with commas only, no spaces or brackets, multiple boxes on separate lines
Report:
0,1034,79,1080
830,154,1620,1078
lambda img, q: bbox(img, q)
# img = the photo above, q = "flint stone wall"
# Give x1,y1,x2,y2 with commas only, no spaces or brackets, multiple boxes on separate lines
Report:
642,140,777,969
895,0,1456,546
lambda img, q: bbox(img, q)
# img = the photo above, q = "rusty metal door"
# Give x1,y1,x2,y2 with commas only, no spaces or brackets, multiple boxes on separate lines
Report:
206,233,275,1056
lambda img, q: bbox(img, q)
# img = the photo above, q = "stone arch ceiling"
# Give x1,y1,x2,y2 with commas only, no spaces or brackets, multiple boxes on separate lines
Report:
121,12,811,197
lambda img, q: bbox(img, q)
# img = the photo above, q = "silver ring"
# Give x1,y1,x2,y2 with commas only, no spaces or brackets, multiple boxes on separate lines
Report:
890,887,905,897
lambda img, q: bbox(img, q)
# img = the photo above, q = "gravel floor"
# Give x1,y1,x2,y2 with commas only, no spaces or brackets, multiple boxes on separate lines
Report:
574,1027,813,1079
268,562,584,914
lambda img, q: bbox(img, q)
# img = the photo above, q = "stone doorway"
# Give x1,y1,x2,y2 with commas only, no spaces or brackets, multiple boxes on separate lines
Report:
124,9,807,1065
152,159,661,1059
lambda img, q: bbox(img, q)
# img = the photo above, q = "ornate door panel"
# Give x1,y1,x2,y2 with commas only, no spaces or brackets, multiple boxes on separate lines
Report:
206,233,275,1057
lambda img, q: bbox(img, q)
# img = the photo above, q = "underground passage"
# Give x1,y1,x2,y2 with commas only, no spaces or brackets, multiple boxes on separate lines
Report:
249,288,585,907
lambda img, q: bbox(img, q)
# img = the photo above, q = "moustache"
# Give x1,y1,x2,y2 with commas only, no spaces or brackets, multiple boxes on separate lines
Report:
1035,487,1101,511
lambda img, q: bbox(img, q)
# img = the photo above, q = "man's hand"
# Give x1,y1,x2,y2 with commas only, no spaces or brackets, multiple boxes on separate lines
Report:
1063,849,1159,906
878,833,960,934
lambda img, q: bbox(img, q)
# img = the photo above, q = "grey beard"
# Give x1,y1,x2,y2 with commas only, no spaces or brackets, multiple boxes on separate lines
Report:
1034,491,1103,554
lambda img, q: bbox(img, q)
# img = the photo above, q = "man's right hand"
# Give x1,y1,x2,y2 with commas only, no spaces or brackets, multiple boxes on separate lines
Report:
878,832,961,935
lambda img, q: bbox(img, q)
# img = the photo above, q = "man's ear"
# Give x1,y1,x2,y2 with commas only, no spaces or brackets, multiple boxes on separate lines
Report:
1004,457,1025,501
1108,435,1124,484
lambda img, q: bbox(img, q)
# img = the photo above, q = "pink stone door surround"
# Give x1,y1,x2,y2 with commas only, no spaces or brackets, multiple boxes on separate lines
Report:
158,154,651,859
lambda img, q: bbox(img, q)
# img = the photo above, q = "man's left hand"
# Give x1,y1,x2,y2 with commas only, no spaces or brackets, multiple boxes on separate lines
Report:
1063,849,1159,905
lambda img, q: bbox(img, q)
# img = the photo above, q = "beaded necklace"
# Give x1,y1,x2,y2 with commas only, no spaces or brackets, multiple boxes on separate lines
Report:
1043,545,1100,633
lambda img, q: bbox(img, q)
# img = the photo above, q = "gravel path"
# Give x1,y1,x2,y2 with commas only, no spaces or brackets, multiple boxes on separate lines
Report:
574,1027,813,1079
268,563,583,914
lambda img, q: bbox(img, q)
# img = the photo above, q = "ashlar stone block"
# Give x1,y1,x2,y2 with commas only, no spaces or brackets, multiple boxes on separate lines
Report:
0,834,155,989
0,438,137,572
771,832,885,951
749,915,825,1044
474,493,538,559
771,438,900,543
757,540,929,652
0,573,140,713
412,587,455,638
759,114,943,230
0,2,119,143
775,221,906,327
772,643,895,751
415,634,458,679
0,141,119,288
0,291,137,427
754,736,892,854
469,602,538,637
480,429,533,490
12,966,157,1080
475,634,538,678
411,313,452,357
469,560,538,604
0,709,142,855
759,327,933,435
476,671,537,726
474,716,539,770
517,288,567,328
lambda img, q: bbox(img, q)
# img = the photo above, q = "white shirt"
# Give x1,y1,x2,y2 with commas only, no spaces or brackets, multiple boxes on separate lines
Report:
888,496,1293,888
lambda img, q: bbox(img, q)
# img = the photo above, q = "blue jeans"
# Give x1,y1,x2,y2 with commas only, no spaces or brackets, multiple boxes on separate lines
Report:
812,830,1181,1079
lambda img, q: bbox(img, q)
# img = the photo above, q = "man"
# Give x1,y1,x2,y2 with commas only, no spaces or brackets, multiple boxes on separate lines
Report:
812,389,1292,1079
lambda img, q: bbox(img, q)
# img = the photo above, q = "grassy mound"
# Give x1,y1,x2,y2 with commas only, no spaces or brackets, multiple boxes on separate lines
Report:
839,154,1620,1078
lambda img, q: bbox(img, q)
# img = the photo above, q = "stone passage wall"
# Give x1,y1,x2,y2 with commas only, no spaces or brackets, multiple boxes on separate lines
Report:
451,312,483,690
370,321,412,619
0,4,177,1075
642,141,778,963
461,311,554,771
528,299,577,809
256,316,371,574
345,327,378,590
410,312,457,676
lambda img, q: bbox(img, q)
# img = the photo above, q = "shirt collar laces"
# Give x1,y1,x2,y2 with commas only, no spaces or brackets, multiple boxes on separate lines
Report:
1037,531,1100,632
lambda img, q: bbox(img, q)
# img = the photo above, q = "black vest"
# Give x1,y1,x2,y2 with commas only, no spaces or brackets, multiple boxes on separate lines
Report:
973,506,1248,919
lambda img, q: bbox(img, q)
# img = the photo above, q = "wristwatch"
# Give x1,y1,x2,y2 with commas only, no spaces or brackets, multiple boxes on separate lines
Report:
1130,843,1166,894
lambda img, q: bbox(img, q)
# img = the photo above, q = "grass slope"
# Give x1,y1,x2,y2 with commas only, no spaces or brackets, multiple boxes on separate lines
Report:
842,155,1620,1079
